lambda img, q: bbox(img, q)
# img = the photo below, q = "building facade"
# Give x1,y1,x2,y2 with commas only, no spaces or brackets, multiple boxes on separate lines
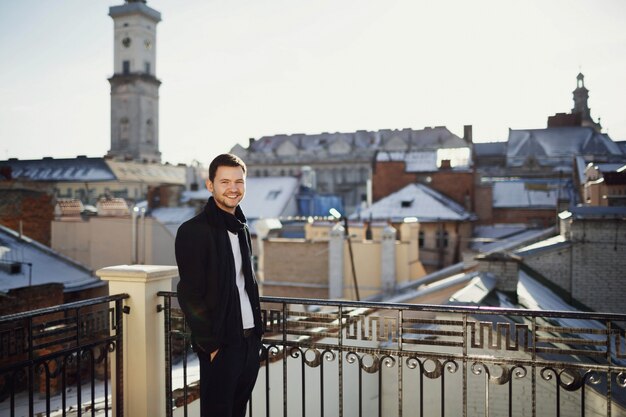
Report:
231,126,472,215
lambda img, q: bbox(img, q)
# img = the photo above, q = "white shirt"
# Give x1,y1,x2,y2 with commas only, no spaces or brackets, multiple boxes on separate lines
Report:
228,231,255,329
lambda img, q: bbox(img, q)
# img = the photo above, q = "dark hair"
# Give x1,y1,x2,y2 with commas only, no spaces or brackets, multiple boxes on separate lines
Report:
208,153,247,182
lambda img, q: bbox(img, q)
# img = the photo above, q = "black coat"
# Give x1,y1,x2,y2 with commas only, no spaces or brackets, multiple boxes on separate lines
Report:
175,199,262,353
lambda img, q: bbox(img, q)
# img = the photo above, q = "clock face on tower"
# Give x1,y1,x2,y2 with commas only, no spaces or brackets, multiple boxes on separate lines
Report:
144,40,152,50
122,37,131,48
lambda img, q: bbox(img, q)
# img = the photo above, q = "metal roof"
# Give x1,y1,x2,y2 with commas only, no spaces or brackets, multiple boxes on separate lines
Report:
491,179,572,208
351,183,475,222
244,126,468,155
473,142,507,157
181,177,300,220
506,127,622,168
0,225,101,293
0,157,115,182
0,157,187,185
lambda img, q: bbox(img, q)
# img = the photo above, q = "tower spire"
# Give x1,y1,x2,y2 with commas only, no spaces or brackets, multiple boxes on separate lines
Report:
572,72,601,132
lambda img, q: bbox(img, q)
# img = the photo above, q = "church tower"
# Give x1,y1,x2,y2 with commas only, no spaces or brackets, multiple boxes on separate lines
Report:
548,72,602,131
107,0,162,163
572,72,601,131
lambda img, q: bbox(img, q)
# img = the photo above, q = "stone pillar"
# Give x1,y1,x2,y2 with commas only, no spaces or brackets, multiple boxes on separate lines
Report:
329,223,345,299
381,225,397,294
97,265,178,417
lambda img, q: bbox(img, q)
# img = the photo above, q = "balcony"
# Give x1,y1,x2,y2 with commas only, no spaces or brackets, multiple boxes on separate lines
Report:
2,265,626,416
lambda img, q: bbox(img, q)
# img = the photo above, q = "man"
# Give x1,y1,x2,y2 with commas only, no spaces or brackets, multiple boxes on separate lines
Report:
175,153,263,417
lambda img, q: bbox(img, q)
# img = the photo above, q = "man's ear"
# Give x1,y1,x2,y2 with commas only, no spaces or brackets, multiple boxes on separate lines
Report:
205,179,213,193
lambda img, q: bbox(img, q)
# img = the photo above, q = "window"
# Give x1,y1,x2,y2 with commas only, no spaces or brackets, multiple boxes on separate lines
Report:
267,190,281,200
119,118,130,146
401,200,413,208
144,61,151,74
436,229,449,248
418,231,424,248
146,118,154,144
122,60,130,74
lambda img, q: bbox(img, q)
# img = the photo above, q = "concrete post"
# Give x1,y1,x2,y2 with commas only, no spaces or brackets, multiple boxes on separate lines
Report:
381,225,397,294
329,223,345,299
97,265,178,417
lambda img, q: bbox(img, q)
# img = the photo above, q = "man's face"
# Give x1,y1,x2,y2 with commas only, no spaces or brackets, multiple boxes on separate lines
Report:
206,165,246,214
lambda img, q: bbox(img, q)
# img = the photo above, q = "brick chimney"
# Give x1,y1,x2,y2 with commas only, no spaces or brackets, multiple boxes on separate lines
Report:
463,125,473,143
476,251,521,296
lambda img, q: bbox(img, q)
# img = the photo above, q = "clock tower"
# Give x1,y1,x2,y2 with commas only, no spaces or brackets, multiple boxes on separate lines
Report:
107,0,162,163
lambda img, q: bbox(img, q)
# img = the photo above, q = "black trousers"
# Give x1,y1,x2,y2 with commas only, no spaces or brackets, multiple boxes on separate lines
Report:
198,333,261,417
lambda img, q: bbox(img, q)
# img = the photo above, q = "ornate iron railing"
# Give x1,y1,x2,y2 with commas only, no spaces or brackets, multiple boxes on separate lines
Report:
159,293,626,417
0,294,128,417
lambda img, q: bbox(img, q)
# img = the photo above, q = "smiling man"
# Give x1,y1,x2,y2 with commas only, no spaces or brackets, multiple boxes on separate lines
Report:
175,153,263,417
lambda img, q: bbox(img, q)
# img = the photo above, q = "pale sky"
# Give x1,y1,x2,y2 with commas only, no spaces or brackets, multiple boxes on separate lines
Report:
1,0,625,166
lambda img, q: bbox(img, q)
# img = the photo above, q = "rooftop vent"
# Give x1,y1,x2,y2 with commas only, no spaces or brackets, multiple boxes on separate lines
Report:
55,199,84,217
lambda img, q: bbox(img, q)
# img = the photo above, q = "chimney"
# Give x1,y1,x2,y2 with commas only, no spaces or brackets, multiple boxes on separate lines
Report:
249,138,255,148
463,125,473,143
0,166,12,180
476,252,521,298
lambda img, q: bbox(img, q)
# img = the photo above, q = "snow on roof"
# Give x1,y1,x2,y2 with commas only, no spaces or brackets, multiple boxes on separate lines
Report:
0,225,101,293
240,177,299,219
376,151,438,171
106,160,186,185
181,177,299,220
560,206,626,220
575,156,588,185
594,163,626,172
376,148,471,172
506,127,621,167
515,271,616,350
0,157,188,185
150,206,197,236
351,183,475,222
0,157,115,182
492,180,566,208
244,127,468,156
514,234,568,256
471,225,557,253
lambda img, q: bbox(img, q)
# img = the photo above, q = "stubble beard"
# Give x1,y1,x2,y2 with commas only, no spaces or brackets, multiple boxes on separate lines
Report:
215,193,242,213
